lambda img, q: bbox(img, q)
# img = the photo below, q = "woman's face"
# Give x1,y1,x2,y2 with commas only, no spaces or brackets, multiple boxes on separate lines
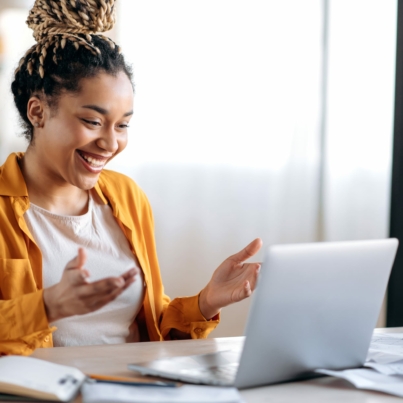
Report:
30,71,134,190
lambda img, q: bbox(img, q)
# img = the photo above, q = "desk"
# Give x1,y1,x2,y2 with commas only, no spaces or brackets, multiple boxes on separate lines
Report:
31,327,403,403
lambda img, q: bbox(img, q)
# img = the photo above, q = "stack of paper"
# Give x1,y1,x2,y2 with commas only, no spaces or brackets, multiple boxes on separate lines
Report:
81,382,244,403
367,332,403,364
316,332,403,397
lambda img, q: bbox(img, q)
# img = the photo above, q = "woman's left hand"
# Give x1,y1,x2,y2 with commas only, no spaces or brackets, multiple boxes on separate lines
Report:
199,238,263,319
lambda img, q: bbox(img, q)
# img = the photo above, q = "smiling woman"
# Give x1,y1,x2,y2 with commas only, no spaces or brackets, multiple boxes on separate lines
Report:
21,72,134,211
0,0,262,355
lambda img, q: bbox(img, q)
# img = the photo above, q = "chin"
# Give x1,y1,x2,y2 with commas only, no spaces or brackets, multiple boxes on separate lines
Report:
81,181,99,190
74,176,100,191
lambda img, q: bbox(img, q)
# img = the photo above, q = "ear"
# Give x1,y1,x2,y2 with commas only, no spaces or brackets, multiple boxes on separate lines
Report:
27,96,46,128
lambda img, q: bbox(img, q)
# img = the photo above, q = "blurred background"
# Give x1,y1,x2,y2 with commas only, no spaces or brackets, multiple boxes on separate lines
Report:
0,0,397,336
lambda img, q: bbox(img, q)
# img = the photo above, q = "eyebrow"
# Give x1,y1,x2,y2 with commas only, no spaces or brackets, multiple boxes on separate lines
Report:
81,105,133,117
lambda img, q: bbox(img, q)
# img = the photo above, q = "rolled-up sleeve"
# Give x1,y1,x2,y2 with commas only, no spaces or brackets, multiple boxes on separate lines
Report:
160,294,220,339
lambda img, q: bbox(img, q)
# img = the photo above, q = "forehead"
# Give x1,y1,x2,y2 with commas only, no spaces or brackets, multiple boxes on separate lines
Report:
62,71,134,112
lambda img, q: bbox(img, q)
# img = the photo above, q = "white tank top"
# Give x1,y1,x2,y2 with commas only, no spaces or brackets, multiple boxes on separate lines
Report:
24,190,145,347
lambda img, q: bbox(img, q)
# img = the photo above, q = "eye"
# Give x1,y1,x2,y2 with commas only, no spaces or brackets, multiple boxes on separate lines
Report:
82,119,101,126
116,121,130,129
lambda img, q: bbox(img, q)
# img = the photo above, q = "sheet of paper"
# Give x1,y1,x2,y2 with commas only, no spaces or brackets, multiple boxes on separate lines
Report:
316,368,403,398
81,382,244,403
367,332,403,364
370,333,403,354
365,361,403,376
314,333,403,398
366,350,403,364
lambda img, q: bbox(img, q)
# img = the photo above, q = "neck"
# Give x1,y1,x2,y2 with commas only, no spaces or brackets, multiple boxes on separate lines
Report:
20,149,89,216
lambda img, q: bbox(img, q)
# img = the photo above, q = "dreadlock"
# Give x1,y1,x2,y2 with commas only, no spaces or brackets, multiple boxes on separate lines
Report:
11,0,133,142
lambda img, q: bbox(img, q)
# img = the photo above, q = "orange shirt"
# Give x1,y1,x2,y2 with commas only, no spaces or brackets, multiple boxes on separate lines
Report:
0,153,219,355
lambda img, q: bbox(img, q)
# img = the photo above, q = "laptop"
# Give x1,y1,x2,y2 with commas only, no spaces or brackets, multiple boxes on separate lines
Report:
128,239,398,389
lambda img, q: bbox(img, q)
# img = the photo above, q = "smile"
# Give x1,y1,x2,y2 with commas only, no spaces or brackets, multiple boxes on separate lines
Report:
76,150,109,172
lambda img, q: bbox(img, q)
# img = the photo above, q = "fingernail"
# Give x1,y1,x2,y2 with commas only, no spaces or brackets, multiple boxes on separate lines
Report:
115,278,124,287
129,269,136,276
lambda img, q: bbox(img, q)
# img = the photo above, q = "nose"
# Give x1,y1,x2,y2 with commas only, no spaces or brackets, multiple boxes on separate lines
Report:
96,126,119,153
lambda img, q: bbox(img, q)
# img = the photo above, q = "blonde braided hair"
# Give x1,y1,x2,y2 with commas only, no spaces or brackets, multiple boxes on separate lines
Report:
16,0,119,79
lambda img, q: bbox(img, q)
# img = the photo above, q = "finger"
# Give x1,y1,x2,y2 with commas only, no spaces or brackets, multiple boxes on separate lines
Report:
67,266,90,286
243,280,252,298
81,269,90,283
77,276,125,298
74,274,137,314
76,248,86,268
121,267,139,282
234,280,252,302
82,278,136,312
77,267,138,298
246,263,261,291
118,274,136,291
107,269,137,291
65,248,87,271
230,238,263,264
83,285,128,312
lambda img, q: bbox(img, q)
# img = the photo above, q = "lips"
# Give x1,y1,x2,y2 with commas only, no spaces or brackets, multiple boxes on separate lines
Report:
76,150,109,173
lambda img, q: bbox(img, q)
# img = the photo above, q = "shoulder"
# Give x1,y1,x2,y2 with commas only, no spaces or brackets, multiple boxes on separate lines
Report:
97,169,150,208
0,153,27,197
99,168,137,188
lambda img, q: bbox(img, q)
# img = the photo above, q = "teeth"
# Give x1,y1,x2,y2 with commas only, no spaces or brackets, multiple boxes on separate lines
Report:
80,152,105,168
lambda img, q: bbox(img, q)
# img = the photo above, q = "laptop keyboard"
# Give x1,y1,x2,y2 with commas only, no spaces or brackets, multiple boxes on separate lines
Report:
181,363,238,386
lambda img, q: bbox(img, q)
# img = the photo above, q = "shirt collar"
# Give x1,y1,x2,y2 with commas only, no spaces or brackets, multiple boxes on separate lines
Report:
0,152,29,197
94,181,108,204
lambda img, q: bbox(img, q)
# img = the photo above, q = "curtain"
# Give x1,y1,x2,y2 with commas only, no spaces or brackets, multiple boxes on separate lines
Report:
324,0,396,242
323,0,397,328
116,0,324,337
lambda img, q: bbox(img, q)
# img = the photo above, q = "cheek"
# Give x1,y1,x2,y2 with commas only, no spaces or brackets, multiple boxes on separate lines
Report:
47,119,90,150
117,133,129,153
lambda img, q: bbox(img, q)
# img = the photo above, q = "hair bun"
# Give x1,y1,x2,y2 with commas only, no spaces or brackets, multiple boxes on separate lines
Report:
27,0,116,43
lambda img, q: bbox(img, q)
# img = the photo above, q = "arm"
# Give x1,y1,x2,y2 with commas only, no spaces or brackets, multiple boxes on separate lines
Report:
43,248,137,322
161,294,220,340
98,172,261,341
198,238,262,319
159,239,262,340
0,250,137,355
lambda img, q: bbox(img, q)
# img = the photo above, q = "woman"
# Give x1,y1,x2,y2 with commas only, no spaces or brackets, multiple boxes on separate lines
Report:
0,0,262,355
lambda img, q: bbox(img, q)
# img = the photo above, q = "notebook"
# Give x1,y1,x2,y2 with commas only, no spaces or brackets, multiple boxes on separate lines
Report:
0,356,86,401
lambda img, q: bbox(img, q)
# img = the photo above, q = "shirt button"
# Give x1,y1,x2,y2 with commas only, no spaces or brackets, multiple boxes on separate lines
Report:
194,328,202,334
44,336,49,342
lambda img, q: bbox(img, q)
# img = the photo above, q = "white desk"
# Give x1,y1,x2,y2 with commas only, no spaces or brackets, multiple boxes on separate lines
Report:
31,327,403,403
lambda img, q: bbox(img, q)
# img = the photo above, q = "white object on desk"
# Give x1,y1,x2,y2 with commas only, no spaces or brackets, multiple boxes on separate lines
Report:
365,362,403,376
0,356,85,401
368,333,403,364
314,332,403,398
365,332,403,377
316,368,403,398
81,382,244,403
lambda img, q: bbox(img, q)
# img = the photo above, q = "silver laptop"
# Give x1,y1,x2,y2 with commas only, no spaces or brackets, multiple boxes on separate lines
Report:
129,239,398,389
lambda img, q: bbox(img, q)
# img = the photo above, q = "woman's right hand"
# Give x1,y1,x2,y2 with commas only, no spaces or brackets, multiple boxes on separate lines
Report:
42,248,138,322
